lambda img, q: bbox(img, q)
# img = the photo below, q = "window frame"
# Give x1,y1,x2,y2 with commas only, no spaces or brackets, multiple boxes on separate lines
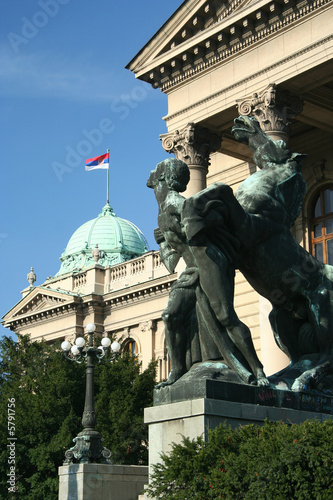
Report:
310,186,333,265
123,338,138,356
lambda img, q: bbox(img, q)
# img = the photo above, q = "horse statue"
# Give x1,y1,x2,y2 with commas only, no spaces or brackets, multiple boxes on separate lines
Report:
218,115,333,390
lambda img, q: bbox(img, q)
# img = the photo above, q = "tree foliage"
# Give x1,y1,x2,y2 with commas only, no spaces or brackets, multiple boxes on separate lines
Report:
0,335,156,500
147,419,333,500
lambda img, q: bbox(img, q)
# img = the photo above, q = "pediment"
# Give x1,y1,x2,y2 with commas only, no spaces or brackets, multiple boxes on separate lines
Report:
19,295,67,315
151,0,255,61
127,0,325,91
127,0,254,71
3,287,74,322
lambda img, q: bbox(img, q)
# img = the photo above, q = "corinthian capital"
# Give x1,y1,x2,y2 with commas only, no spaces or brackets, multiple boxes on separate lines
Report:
236,84,303,140
161,123,221,169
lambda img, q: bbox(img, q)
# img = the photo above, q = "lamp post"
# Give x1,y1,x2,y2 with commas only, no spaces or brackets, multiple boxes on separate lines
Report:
61,323,121,465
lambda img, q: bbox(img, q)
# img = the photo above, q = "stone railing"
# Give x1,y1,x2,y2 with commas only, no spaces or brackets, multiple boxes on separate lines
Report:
73,272,87,289
107,251,167,292
110,264,127,281
131,258,145,275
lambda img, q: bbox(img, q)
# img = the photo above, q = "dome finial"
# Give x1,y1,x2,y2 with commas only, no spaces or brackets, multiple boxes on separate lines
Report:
101,203,114,216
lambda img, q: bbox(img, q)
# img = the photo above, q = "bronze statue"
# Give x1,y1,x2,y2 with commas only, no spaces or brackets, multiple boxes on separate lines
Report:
148,116,333,393
229,116,333,390
147,159,268,387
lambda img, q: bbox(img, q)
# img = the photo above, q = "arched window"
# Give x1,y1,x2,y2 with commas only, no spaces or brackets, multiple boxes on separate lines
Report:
310,187,333,264
124,339,138,356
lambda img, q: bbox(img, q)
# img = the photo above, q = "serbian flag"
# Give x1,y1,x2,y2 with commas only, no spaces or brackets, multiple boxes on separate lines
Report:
85,153,109,171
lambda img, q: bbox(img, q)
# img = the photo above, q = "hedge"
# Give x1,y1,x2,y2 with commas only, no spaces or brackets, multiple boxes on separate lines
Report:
146,419,333,499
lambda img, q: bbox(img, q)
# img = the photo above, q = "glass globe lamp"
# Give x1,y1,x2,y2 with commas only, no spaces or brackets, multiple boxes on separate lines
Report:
75,337,85,348
101,337,111,348
61,340,71,352
71,345,80,356
111,341,121,353
86,323,96,333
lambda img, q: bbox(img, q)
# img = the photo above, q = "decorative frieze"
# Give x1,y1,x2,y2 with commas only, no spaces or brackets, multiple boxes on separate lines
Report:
236,84,303,140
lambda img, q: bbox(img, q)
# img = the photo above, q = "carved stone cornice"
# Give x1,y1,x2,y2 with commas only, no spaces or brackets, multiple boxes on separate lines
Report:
236,84,303,140
164,34,332,125
104,277,175,308
161,122,221,169
134,0,331,92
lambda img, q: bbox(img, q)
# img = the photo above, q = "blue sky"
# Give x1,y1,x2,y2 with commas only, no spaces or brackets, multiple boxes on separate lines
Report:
0,0,182,338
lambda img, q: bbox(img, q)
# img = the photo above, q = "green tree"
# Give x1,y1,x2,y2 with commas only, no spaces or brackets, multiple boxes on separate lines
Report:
0,335,156,500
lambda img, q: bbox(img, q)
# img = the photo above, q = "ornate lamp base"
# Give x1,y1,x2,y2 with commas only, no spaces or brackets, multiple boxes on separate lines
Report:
64,429,112,465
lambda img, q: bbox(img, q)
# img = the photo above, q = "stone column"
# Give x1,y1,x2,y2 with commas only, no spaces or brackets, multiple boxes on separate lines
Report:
161,122,221,197
237,84,303,374
236,83,303,143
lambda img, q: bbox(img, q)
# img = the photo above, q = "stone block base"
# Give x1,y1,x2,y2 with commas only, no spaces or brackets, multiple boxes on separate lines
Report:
146,380,333,480
58,463,148,500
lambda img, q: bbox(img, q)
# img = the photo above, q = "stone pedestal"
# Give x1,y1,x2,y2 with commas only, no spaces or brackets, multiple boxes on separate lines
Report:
145,378,333,484
58,463,148,500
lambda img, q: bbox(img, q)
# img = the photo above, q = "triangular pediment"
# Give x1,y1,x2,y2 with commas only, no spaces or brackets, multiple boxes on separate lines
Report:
127,0,256,71
127,0,325,91
2,287,76,323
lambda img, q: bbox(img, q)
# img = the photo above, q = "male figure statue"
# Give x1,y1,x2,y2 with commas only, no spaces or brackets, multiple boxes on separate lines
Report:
147,158,268,387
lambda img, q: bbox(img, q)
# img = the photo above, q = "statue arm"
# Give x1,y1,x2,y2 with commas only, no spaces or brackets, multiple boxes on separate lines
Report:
220,184,286,245
209,184,254,247
154,227,181,273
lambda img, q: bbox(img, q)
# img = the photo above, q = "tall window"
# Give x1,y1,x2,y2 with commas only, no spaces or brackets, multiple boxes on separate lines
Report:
311,187,333,264
124,339,138,356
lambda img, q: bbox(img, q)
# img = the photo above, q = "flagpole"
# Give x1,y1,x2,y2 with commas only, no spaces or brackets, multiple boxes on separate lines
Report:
106,148,110,204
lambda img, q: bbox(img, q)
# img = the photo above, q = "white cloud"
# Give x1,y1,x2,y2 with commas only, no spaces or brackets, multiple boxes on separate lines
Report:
0,45,127,102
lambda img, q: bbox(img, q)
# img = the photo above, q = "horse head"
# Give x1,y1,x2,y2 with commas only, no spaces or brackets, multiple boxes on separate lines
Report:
231,115,263,144
232,115,292,169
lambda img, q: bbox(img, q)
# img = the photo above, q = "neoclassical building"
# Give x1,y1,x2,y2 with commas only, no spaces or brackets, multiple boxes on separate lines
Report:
3,0,333,379
2,203,176,383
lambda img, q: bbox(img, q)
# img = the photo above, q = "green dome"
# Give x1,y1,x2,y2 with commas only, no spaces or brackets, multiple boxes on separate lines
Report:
56,204,149,276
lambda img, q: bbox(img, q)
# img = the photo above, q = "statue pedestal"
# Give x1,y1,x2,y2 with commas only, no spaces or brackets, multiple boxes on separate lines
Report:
145,378,333,496
58,463,148,500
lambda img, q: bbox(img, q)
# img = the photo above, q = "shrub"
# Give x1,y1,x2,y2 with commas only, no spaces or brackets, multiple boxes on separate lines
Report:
147,419,333,499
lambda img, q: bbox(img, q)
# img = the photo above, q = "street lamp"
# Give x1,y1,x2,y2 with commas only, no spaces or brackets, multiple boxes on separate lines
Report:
61,323,121,464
